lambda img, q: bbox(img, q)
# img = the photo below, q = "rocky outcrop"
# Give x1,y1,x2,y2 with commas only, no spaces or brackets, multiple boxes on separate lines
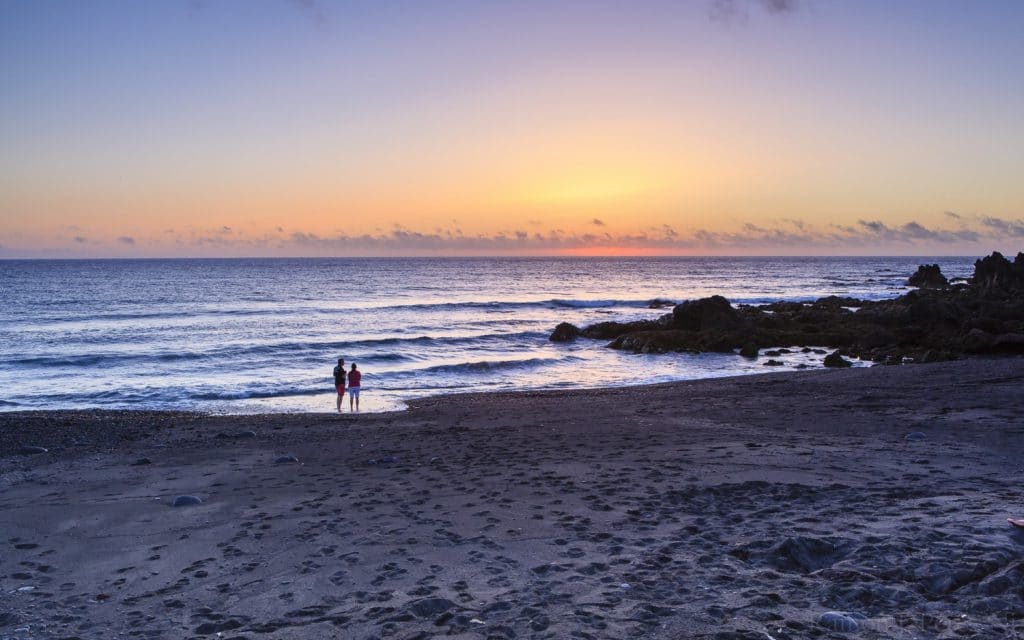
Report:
907,264,948,288
972,251,1024,292
671,295,741,331
549,322,580,342
823,351,853,368
550,252,1024,365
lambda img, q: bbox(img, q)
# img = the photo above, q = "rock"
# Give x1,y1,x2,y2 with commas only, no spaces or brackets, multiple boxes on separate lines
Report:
235,430,257,438
0,611,19,626
763,359,785,367
908,263,948,288
672,296,740,331
963,328,996,353
552,252,1024,361
17,446,48,455
763,349,781,357
647,298,676,308
549,322,580,342
582,321,651,340
824,351,853,367
274,455,299,464
172,495,202,507
131,457,152,466
738,343,758,358
819,611,859,632
973,251,1024,292
905,432,926,440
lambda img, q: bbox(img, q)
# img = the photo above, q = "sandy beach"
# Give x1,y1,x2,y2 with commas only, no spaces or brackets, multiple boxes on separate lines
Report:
3,358,1024,639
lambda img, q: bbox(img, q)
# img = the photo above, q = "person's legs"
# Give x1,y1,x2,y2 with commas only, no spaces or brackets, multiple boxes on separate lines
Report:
355,389,360,411
336,385,344,412
349,389,354,411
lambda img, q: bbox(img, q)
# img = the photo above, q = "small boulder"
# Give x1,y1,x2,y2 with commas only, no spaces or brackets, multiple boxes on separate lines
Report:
819,611,859,632
738,343,759,358
274,455,299,464
763,359,785,367
131,457,152,466
905,432,926,441
549,322,580,342
172,495,202,507
824,351,853,368
672,296,740,331
647,298,676,309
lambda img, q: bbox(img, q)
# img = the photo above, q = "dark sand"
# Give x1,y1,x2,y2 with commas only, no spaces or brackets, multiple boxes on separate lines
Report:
2,359,1024,639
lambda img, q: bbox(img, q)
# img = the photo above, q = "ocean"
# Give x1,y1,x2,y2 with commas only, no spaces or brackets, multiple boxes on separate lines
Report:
0,256,976,413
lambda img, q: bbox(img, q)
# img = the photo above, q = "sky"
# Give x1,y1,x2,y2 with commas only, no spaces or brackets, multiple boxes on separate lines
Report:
1,0,1023,258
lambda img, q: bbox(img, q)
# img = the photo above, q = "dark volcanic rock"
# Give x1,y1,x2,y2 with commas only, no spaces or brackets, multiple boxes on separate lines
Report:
582,321,655,340
739,343,759,358
823,351,853,368
973,251,1024,292
549,322,580,342
672,295,740,331
907,264,948,288
554,252,1024,364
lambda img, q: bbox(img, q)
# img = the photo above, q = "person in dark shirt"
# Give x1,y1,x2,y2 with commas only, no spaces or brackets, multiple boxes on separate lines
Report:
347,362,362,412
332,358,346,413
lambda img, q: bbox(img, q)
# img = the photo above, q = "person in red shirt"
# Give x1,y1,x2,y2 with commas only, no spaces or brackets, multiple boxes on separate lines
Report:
347,362,362,411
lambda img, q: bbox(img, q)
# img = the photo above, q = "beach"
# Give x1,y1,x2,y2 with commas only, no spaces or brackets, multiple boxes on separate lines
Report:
3,358,1024,639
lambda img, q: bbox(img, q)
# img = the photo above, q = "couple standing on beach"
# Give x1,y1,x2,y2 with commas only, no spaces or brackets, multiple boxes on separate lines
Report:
333,358,362,412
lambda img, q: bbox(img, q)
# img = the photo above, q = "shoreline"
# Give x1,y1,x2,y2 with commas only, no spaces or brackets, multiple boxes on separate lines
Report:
3,358,1024,638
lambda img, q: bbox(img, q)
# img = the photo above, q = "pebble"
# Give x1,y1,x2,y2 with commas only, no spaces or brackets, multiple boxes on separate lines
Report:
906,432,926,440
274,455,299,464
17,446,48,455
819,611,859,632
131,457,152,466
172,495,202,507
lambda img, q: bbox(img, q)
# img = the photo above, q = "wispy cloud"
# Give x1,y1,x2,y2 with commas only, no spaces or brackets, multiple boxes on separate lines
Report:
980,216,1024,237
710,0,799,24
22,212,1020,258
287,0,327,27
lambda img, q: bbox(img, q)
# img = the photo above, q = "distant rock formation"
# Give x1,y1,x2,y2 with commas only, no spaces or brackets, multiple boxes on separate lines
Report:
549,252,1024,365
907,264,948,289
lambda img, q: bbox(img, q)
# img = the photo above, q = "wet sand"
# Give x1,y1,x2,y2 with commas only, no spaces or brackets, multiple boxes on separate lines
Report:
2,358,1024,639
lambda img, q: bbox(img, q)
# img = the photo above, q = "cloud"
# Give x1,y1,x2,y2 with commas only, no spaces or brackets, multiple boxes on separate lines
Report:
855,220,979,244
710,0,799,23
68,211,1017,257
591,218,605,227
288,0,327,26
979,216,1024,237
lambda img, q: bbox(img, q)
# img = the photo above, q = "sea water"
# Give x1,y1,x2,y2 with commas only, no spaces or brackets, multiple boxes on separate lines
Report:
0,256,976,413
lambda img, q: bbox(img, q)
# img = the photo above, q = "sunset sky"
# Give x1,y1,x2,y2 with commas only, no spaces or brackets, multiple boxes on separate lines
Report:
2,0,1023,257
